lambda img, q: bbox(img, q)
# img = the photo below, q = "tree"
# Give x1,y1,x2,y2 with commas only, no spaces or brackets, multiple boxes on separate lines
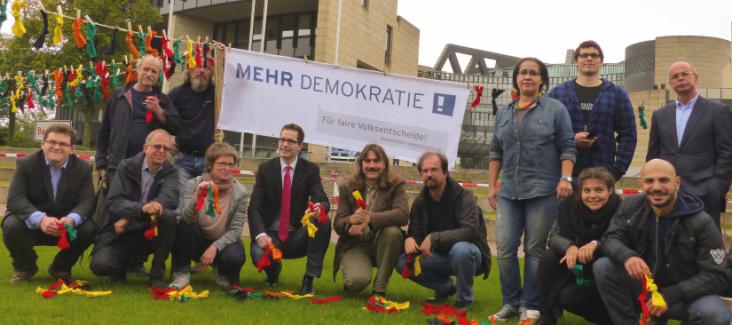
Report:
0,0,162,147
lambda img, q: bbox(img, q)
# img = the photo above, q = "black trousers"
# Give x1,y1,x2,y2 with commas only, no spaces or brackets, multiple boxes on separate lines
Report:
171,222,245,282
249,219,331,279
90,213,176,279
2,214,95,273
538,249,611,325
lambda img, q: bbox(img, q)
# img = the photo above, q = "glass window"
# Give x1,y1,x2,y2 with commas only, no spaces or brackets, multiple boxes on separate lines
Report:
279,15,296,56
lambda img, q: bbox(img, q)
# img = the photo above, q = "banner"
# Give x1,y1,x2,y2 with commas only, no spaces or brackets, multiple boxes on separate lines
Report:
219,48,469,168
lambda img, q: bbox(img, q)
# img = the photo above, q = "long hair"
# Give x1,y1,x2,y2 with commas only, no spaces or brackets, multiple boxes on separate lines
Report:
350,144,398,190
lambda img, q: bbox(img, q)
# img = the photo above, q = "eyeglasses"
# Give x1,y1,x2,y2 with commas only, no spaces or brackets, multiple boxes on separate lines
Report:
214,161,235,168
44,140,71,148
279,138,299,145
670,71,693,80
578,53,601,60
147,144,172,152
518,69,540,77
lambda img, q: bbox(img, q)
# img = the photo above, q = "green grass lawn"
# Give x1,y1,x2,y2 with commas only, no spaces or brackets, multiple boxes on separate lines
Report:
0,238,631,324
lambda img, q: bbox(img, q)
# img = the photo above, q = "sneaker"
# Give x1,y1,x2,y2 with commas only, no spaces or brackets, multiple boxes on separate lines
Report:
520,308,541,323
453,300,472,311
169,272,190,289
424,284,457,304
491,304,519,321
215,272,230,290
9,267,38,283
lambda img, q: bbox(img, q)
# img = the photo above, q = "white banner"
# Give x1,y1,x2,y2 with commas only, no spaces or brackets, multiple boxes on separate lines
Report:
219,48,469,168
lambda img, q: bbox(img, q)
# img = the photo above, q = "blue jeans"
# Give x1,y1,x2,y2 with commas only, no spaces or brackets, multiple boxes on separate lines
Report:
173,153,205,188
496,194,557,309
395,241,483,303
593,257,731,325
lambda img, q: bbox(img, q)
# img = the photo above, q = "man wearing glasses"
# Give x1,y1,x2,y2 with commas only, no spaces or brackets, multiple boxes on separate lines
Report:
548,40,637,181
3,124,95,284
647,61,732,228
248,123,330,295
90,129,180,288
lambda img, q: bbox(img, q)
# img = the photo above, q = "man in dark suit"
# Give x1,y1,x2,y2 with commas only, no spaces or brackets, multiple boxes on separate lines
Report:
248,123,330,295
647,61,732,228
2,124,95,283
90,129,179,288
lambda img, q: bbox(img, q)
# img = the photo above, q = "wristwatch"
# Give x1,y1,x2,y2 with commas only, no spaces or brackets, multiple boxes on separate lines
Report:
561,176,573,183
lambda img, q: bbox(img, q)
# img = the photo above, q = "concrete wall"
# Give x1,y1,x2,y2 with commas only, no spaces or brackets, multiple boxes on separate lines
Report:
654,36,732,91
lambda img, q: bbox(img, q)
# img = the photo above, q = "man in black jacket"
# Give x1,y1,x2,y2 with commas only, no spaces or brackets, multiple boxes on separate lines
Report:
395,152,491,311
594,159,730,325
90,129,179,287
2,124,95,283
248,123,330,295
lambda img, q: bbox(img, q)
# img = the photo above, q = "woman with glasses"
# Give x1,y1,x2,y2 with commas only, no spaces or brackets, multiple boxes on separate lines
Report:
488,57,577,323
537,167,619,325
169,143,250,289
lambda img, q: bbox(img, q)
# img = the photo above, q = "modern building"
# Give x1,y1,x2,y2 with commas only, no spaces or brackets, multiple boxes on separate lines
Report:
421,36,732,171
155,0,420,161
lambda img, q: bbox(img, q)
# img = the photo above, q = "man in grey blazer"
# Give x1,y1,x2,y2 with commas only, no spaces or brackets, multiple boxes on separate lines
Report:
647,61,732,228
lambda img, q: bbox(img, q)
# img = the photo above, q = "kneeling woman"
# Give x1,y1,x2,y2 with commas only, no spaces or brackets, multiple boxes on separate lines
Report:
170,143,250,289
537,167,621,325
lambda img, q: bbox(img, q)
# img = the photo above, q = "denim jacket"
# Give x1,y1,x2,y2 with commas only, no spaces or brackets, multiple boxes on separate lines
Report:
489,96,576,200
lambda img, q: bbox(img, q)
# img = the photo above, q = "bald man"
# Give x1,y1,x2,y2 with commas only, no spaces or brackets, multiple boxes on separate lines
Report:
647,61,732,228
592,159,729,325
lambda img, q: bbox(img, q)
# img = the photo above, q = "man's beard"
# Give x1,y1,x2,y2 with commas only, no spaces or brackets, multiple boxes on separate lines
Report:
191,77,210,92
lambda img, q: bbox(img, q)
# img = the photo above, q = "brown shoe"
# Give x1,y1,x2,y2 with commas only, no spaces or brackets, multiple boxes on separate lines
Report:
10,268,38,283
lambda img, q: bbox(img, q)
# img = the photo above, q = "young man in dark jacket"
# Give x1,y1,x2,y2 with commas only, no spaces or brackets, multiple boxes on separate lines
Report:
90,130,180,287
396,152,491,311
593,159,730,325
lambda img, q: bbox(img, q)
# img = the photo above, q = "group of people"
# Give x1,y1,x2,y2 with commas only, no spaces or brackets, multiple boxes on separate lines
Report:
486,41,732,324
1,40,731,324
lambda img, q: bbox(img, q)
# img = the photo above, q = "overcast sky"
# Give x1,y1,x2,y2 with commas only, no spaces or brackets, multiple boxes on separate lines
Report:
397,0,732,69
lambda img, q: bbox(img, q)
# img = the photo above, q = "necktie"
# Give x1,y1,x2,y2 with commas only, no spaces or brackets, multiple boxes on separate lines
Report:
278,166,292,242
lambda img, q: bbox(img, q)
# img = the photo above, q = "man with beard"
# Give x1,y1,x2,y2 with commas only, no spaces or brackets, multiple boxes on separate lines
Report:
593,159,730,325
547,40,636,180
169,66,216,185
647,61,732,228
248,123,330,295
332,144,408,297
395,152,491,311
90,130,180,288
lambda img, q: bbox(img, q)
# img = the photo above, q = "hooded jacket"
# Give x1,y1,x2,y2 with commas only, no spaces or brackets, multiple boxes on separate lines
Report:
601,192,727,306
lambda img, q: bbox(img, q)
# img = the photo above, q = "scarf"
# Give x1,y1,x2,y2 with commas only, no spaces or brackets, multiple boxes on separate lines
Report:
557,193,621,246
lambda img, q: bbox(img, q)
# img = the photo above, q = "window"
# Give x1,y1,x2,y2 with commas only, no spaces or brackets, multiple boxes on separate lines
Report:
385,25,393,66
361,0,368,8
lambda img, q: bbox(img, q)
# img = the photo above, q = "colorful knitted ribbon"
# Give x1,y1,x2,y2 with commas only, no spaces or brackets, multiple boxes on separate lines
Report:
96,62,110,100
36,279,112,299
11,0,26,37
161,35,175,79
638,106,648,129
70,18,86,48
262,290,314,300
470,85,484,109
310,296,343,304
195,184,222,217
144,214,158,240
401,254,422,279
227,285,260,300
110,65,121,91
56,221,77,250
0,0,7,24
301,210,318,238
135,31,146,56
422,303,469,325
150,285,208,302
124,60,136,85
32,10,48,49
363,295,410,313
52,12,63,45
637,273,667,325
12,74,24,113
194,42,202,67
353,191,367,210
256,243,282,272
84,21,97,58
63,81,74,109
488,315,508,325
185,39,196,69
69,66,83,88
126,31,140,59
26,90,34,109
572,264,593,287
